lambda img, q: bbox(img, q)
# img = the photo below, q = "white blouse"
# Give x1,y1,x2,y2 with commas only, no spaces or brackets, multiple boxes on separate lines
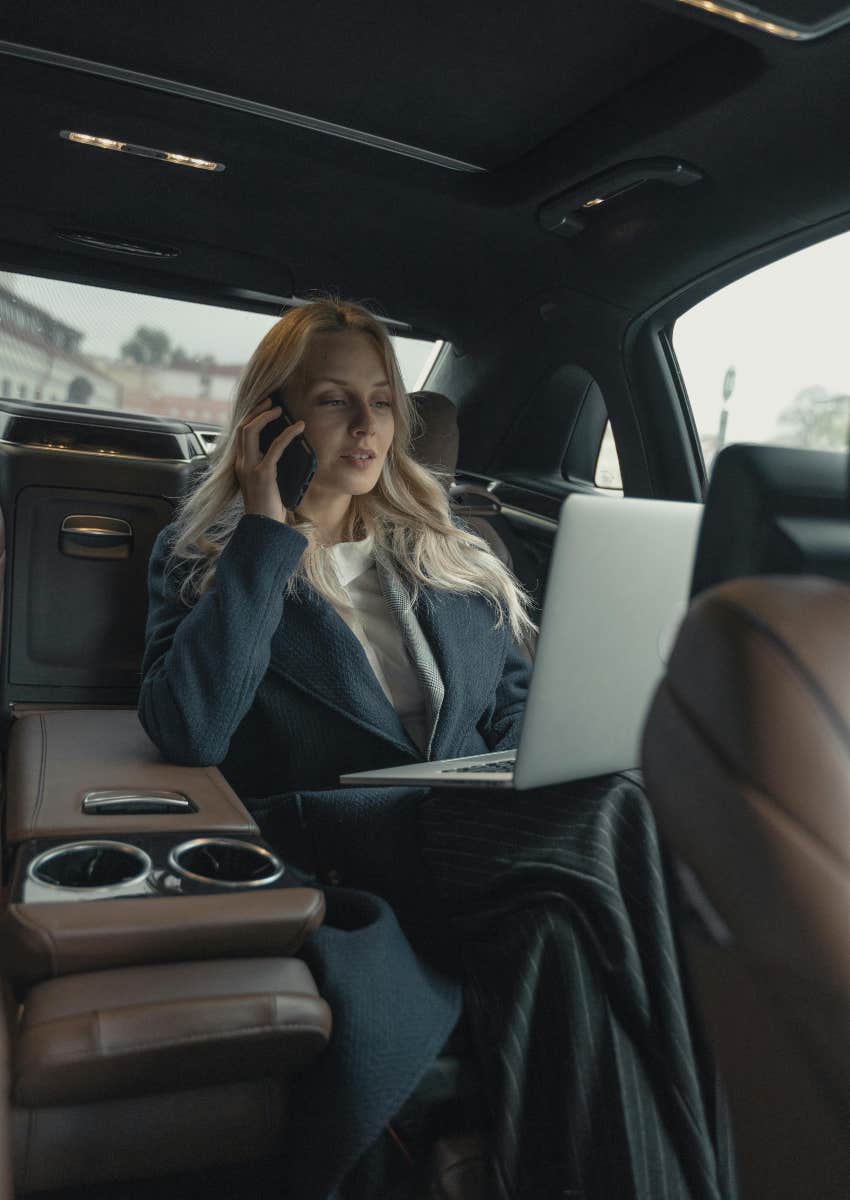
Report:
326,537,430,753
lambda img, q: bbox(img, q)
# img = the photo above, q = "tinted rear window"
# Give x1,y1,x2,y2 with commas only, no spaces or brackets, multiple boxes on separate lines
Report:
0,271,439,424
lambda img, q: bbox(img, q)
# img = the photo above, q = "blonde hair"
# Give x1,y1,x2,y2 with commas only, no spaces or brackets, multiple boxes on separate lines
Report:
167,298,536,645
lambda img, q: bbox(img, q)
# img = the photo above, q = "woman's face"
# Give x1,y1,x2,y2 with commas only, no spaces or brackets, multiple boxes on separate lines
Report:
285,330,395,501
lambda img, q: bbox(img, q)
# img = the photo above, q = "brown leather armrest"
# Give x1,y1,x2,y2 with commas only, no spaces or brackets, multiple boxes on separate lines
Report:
5,709,257,843
15,957,331,1106
0,888,325,984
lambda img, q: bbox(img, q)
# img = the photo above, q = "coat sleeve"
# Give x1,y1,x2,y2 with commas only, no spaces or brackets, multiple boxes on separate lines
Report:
137,514,307,766
481,636,531,752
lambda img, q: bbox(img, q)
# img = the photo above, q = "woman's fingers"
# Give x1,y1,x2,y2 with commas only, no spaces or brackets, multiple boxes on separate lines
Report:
262,419,306,468
236,398,306,477
234,398,302,524
239,400,283,466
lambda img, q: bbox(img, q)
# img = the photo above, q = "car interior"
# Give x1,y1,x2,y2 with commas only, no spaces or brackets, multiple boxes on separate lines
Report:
0,2,848,1197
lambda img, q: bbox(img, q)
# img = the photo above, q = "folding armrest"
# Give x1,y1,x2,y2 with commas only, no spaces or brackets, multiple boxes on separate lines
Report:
0,888,326,984
11,957,331,1193
5,709,257,844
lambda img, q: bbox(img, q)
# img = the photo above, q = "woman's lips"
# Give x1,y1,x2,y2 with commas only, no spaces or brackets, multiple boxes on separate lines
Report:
340,451,377,470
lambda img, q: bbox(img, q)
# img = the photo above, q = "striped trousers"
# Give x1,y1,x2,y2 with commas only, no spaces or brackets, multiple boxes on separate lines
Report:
416,771,738,1200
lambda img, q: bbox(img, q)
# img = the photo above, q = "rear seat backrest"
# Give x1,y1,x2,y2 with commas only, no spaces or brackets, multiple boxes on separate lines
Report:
642,576,850,1200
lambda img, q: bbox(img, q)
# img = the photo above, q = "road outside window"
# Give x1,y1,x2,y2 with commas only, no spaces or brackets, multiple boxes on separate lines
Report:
673,229,850,474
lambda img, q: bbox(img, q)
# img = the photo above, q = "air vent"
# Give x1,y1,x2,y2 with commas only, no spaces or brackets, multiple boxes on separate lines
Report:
55,229,179,258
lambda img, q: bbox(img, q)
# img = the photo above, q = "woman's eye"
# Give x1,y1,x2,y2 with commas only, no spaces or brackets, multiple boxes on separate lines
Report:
373,398,392,408
318,395,346,405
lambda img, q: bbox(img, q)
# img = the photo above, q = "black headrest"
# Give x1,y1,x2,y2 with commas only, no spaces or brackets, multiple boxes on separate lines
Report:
690,442,850,597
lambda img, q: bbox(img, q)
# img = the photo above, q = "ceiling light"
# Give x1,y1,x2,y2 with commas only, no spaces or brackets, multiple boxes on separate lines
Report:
583,198,606,208
67,132,126,151
60,130,224,171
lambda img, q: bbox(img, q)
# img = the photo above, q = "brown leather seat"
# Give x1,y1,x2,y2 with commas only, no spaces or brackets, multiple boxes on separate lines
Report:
642,575,850,1200
11,956,331,1192
0,706,332,1192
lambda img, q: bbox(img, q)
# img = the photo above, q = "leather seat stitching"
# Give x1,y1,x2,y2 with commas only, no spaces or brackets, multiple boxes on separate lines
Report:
21,1019,330,1068
713,594,850,753
662,676,849,872
31,714,48,829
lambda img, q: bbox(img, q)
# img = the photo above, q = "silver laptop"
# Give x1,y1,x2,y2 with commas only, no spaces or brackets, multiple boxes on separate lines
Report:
340,495,702,791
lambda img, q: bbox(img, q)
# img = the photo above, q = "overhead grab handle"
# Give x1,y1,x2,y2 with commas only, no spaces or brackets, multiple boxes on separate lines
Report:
538,158,704,238
60,515,133,559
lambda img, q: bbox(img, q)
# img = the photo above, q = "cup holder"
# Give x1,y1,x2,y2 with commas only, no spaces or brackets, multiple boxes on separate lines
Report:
28,841,152,891
168,838,284,889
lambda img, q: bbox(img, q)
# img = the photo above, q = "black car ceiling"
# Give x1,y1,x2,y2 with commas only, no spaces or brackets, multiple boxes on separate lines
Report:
0,1,848,345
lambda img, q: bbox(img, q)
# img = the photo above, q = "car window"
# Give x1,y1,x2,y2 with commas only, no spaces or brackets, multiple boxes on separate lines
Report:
594,422,623,491
0,271,439,424
672,229,850,475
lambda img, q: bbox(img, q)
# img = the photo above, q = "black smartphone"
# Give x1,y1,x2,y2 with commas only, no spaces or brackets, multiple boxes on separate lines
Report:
258,388,318,510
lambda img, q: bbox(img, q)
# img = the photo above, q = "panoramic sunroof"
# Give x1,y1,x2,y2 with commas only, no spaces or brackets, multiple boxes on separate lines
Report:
0,2,708,170
667,0,850,38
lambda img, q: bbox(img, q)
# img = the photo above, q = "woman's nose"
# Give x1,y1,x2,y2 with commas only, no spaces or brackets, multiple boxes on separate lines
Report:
349,401,374,434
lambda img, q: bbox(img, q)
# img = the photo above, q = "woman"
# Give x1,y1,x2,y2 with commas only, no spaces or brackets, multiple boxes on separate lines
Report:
139,299,736,1200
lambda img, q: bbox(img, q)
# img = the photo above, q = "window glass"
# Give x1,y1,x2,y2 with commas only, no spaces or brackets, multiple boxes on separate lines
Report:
594,422,623,490
672,230,850,475
0,271,439,424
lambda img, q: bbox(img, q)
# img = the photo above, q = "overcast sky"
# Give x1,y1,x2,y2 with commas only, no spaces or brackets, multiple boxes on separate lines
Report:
673,227,850,447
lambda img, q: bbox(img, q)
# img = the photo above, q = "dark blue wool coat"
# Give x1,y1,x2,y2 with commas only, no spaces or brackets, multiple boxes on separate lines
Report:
138,513,530,1198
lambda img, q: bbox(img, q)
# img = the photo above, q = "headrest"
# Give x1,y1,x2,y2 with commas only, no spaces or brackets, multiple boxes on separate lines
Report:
408,390,459,478
691,443,849,597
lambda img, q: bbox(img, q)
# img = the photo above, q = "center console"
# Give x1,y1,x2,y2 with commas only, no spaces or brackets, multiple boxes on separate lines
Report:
1,708,330,1194
1,709,324,983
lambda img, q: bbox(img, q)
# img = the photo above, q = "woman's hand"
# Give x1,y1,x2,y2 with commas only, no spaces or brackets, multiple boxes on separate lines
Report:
235,397,306,525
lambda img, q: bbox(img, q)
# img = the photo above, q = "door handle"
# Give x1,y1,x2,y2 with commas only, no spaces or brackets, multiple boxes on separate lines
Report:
449,484,503,517
60,515,133,559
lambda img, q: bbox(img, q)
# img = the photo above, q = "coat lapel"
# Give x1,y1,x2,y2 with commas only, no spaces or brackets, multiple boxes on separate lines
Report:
269,584,419,757
413,586,507,760
269,564,507,762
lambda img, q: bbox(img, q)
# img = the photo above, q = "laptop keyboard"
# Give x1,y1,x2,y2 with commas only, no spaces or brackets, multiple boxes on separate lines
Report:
442,757,516,774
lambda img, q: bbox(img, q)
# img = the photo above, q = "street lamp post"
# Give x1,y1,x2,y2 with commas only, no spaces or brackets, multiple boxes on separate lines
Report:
717,365,736,451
